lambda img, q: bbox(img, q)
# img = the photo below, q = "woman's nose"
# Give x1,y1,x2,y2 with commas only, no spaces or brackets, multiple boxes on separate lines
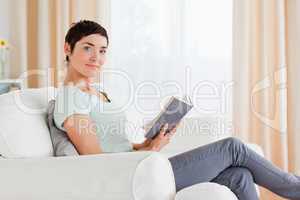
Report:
90,51,104,65
90,50,98,62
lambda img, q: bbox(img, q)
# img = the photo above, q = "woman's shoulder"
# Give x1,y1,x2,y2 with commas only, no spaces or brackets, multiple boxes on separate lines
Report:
53,85,92,131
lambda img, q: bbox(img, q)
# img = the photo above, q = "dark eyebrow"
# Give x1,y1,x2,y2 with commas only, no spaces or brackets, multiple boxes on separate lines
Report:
82,42,95,46
82,42,107,49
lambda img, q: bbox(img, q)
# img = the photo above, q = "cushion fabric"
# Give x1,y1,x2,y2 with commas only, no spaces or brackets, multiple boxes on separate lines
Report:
0,87,55,158
46,100,79,156
175,182,238,200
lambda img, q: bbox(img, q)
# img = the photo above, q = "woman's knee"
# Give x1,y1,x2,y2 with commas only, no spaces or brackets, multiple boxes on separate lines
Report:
222,137,244,149
226,137,242,144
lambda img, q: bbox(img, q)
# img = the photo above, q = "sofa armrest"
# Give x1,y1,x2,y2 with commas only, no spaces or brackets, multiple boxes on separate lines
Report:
0,152,176,200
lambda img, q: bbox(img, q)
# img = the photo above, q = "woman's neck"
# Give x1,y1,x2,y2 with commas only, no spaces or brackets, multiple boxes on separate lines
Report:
64,66,94,89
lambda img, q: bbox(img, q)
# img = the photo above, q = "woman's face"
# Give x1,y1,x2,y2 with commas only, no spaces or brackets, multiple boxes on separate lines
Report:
65,34,108,78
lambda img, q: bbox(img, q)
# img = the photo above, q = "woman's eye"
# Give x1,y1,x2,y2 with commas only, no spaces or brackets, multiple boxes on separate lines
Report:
83,46,91,51
100,49,106,54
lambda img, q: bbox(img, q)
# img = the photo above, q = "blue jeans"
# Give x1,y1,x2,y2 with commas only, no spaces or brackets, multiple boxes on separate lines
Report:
168,137,300,200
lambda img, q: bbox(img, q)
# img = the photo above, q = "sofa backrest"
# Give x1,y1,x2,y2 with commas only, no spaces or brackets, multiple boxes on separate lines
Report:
0,86,233,158
0,87,57,158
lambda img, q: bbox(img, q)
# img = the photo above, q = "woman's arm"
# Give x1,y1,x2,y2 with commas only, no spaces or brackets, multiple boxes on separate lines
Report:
63,114,102,155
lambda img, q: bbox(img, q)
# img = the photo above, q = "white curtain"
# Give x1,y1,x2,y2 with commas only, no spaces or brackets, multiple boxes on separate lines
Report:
105,0,233,141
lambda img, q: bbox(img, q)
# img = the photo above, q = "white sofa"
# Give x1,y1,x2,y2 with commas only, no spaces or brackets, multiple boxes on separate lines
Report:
0,87,263,200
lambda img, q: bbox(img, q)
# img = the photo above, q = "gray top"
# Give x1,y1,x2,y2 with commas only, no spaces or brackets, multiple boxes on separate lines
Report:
53,85,133,153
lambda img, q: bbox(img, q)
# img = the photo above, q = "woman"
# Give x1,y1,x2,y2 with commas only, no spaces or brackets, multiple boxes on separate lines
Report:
54,20,300,200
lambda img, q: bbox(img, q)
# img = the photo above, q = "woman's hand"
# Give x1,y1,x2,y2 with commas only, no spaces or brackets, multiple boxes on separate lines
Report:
132,138,152,151
147,124,171,151
148,123,180,151
135,121,181,152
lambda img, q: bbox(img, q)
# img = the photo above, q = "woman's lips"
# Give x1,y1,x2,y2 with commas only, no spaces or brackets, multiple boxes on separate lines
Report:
85,64,99,69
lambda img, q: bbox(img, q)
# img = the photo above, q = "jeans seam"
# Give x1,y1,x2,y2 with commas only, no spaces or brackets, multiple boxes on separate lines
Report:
246,156,290,185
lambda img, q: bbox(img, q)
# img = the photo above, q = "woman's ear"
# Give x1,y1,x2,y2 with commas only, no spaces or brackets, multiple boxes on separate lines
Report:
64,43,71,55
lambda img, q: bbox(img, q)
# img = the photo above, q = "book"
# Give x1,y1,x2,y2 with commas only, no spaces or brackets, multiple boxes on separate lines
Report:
144,95,193,139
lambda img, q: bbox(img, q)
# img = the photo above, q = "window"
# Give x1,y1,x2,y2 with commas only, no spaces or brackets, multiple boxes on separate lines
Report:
105,0,233,139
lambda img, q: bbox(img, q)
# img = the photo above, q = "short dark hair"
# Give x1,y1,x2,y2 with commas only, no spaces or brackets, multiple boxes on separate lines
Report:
64,20,109,62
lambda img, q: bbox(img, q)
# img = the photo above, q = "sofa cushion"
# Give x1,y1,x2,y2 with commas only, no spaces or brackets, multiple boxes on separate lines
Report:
0,87,56,158
175,182,238,200
46,100,79,156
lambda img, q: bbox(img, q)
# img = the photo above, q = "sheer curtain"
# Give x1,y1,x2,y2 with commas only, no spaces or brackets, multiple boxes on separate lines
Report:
105,0,233,141
233,0,300,199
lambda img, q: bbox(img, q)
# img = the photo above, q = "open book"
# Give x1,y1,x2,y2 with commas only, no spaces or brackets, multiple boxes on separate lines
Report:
144,95,193,139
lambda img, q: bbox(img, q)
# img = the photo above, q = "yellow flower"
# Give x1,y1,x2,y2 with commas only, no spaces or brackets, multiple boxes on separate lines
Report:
0,39,7,47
